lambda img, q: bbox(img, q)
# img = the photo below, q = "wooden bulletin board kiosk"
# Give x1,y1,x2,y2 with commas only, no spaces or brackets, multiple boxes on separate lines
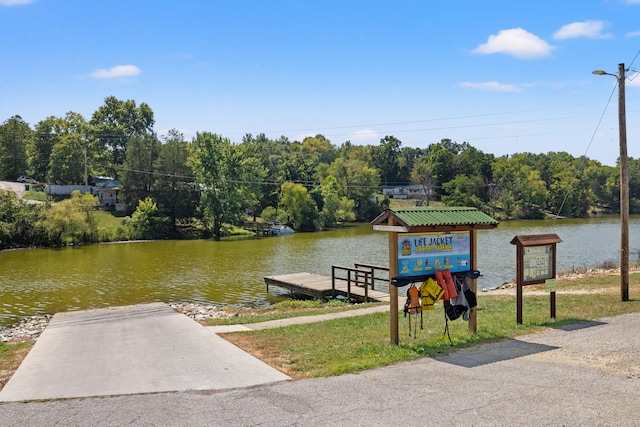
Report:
510,234,562,325
371,207,499,345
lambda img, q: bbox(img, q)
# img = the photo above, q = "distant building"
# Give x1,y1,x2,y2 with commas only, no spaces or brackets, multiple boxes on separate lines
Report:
93,178,123,211
45,176,125,211
380,184,429,200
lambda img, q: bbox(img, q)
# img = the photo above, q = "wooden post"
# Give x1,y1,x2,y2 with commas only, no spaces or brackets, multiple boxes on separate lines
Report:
516,283,523,325
388,217,399,345
469,229,478,333
618,62,630,302
331,266,336,299
516,244,524,325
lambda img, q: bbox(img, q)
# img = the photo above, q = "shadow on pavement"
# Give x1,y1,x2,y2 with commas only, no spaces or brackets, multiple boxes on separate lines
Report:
435,339,558,368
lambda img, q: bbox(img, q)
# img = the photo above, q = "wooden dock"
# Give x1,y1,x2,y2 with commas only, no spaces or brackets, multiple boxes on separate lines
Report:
243,221,274,236
264,264,390,303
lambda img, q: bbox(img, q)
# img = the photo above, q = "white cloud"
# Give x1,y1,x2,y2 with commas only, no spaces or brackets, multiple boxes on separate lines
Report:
473,28,554,59
348,129,378,142
0,0,34,5
627,30,640,37
625,0,640,4
553,21,610,40
459,81,521,92
89,65,142,79
627,72,640,87
293,133,316,142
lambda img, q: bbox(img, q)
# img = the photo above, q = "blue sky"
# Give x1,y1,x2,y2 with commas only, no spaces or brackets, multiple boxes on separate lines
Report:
2,0,640,167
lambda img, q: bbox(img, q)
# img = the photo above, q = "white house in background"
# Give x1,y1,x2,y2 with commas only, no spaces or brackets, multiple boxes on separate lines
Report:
380,184,429,200
45,176,125,211
93,178,123,211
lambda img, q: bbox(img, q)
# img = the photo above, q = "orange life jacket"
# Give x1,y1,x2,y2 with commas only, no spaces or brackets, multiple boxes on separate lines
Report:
406,285,422,314
435,269,458,300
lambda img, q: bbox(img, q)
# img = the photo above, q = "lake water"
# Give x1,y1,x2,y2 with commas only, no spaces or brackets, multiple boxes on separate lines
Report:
1,216,639,327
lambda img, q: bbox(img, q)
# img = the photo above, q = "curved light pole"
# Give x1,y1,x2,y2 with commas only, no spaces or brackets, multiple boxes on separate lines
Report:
592,63,629,302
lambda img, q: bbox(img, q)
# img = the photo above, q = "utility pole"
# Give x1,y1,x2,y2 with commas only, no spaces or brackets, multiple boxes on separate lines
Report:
83,136,89,193
593,63,629,301
617,62,629,302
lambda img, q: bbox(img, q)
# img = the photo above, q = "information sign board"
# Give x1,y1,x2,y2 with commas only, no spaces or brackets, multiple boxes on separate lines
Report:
397,231,471,277
523,244,554,282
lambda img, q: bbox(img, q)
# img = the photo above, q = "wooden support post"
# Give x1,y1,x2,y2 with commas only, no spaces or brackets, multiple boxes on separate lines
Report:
515,243,524,325
331,266,336,299
469,229,478,333
389,218,399,345
364,271,370,302
517,283,523,325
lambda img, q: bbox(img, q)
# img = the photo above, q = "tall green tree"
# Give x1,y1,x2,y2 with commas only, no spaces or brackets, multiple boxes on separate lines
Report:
427,142,455,196
279,181,317,231
441,174,485,208
48,133,85,185
454,146,494,184
30,117,57,182
301,134,337,165
0,116,32,180
188,132,266,238
316,172,357,224
327,157,380,221
582,161,616,211
398,146,425,183
241,133,288,214
371,135,402,185
278,142,317,185
152,129,199,234
120,133,160,213
89,96,154,178
31,112,89,183
410,156,435,206
493,154,547,218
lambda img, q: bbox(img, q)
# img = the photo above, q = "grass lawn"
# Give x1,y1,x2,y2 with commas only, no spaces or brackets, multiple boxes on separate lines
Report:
220,272,640,379
206,299,387,325
22,189,47,202
0,341,32,391
94,210,126,228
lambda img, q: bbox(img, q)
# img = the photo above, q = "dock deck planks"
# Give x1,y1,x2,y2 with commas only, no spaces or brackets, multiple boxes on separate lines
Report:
264,272,390,302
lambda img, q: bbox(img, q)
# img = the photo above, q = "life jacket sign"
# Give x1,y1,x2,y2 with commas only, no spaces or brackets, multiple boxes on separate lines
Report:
397,231,471,277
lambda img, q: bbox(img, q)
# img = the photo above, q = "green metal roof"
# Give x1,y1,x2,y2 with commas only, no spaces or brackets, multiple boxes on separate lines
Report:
371,207,499,229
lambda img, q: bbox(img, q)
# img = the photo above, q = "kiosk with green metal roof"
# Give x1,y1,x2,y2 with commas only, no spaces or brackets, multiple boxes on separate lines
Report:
371,207,499,345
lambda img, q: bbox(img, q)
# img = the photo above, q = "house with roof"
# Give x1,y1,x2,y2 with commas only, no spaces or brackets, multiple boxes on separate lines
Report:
380,184,430,200
45,176,125,211
93,178,124,211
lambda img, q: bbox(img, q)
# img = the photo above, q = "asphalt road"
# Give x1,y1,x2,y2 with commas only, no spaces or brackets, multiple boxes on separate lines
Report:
2,312,639,426
0,181,27,197
0,180,43,205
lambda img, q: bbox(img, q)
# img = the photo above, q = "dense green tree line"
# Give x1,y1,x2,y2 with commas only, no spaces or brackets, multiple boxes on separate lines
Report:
0,95,636,246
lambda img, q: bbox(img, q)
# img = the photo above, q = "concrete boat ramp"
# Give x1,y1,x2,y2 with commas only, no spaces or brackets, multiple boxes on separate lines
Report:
0,303,290,402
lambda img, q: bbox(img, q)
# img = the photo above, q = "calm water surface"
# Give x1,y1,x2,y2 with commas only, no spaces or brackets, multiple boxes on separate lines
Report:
1,216,639,326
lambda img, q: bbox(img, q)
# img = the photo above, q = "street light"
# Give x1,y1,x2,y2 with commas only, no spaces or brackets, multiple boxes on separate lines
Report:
592,63,629,302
